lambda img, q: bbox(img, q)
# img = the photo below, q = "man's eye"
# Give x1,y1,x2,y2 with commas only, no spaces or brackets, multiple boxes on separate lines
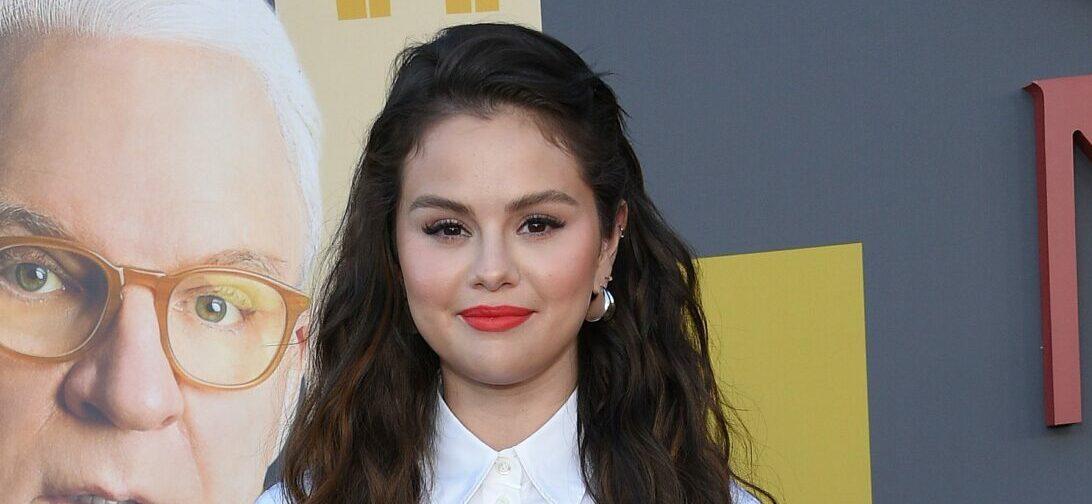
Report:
3,263,64,294
194,294,243,324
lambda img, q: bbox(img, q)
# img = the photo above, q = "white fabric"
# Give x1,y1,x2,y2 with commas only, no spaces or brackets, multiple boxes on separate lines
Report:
426,390,587,504
257,391,762,504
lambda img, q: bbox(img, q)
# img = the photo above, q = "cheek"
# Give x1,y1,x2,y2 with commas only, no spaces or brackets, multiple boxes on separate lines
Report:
0,361,65,450
181,379,287,468
396,232,465,331
172,386,282,499
524,229,602,304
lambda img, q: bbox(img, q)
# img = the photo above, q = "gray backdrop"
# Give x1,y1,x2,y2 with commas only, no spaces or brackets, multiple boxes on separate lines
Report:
541,0,1092,502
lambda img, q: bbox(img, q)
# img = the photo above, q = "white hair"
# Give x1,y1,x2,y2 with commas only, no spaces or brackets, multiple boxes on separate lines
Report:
0,0,323,285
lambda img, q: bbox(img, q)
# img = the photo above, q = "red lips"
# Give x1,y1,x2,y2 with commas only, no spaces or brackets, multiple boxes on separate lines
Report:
458,305,534,332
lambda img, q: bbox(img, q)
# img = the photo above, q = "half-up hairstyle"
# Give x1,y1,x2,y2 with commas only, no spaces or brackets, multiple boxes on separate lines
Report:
281,22,777,504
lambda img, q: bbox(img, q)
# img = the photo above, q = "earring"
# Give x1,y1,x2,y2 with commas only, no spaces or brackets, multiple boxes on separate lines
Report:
600,286,616,321
585,285,616,323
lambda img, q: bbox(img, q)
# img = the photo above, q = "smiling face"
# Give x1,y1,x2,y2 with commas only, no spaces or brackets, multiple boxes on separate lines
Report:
395,109,625,395
0,37,308,503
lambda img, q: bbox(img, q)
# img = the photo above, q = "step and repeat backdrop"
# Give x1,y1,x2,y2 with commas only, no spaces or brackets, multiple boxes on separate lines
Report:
4,0,1092,502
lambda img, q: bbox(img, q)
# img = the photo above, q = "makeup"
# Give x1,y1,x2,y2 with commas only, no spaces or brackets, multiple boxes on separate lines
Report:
458,305,534,332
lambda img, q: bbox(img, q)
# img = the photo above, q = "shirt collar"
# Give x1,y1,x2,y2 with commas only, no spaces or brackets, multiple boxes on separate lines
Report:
427,389,586,504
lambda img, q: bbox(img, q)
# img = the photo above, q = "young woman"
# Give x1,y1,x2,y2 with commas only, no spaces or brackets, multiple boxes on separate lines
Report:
267,23,776,504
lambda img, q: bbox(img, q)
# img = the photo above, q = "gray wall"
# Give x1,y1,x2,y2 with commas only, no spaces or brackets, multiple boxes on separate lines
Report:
541,1,1092,501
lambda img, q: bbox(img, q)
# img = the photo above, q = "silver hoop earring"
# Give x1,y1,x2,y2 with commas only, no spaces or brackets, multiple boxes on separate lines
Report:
586,286,616,323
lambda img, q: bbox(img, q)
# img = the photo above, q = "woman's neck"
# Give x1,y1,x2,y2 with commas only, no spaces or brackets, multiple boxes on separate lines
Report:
440,347,577,451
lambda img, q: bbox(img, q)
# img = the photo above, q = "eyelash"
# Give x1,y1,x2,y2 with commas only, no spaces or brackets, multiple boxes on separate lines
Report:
520,214,565,236
0,249,72,283
0,248,76,300
421,214,566,241
421,219,468,240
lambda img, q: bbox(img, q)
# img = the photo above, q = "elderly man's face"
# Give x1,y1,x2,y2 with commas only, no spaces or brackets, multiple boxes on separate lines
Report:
0,37,308,503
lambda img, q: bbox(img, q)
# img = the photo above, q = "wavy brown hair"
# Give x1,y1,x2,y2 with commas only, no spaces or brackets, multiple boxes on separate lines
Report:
280,22,777,504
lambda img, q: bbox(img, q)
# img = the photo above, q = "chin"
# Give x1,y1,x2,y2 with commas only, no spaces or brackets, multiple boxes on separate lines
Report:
462,361,538,387
457,349,569,388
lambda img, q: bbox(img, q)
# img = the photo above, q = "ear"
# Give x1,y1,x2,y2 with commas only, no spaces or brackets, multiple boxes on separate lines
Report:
293,311,311,348
287,310,310,387
593,200,629,289
275,311,310,451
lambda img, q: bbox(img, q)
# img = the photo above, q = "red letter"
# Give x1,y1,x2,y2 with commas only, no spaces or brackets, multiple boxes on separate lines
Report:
1025,75,1092,426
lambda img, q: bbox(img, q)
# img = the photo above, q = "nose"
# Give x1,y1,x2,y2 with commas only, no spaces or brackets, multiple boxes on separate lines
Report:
470,229,519,291
61,285,184,430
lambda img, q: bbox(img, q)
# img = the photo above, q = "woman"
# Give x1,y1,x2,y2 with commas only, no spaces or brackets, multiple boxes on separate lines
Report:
268,23,777,504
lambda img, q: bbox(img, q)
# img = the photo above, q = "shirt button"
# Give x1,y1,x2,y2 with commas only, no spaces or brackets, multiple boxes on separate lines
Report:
496,498,510,504
495,457,512,475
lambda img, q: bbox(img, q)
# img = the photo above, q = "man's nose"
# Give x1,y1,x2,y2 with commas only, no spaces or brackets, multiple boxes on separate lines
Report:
61,286,184,431
470,231,519,291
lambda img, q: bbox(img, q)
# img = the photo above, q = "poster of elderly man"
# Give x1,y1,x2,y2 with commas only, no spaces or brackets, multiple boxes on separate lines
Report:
0,0,321,502
0,0,545,501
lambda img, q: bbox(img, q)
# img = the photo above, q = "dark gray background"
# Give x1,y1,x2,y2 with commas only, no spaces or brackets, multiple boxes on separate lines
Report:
541,1,1092,502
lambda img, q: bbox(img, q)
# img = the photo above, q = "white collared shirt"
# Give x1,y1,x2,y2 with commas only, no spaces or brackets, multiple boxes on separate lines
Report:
426,390,587,504
257,390,761,504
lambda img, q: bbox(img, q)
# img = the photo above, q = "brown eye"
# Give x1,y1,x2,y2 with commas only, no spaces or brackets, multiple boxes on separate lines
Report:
519,215,564,235
423,219,470,239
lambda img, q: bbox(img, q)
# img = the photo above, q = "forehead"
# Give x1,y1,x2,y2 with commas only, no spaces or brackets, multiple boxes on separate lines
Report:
0,37,306,280
402,110,591,207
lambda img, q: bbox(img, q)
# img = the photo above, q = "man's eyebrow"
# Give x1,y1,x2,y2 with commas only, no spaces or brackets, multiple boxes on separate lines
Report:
0,201,289,279
0,201,72,238
198,249,287,279
505,190,579,213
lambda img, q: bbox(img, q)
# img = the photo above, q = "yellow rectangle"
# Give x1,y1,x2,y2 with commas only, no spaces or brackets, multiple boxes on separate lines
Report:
446,0,473,14
336,0,367,19
699,243,872,503
476,0,500,12
368,0,390,17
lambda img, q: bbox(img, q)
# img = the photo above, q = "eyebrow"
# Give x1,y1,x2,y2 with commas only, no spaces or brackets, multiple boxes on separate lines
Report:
199,249,287,278
408,195,472,215
0,201,72,238
0,200,288,278
407,190,579,215
505,190,579,213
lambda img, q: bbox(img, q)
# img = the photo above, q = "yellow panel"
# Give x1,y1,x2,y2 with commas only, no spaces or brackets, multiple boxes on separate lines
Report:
336,0,367,19
698,243,872,504
446,0,473,14
368,0,391,17
476,0,500,12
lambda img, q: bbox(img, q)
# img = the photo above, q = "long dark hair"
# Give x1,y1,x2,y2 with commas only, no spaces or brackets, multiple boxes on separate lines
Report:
281,23,777,504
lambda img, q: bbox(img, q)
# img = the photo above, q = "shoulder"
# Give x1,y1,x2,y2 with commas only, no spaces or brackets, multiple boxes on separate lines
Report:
255,483,287,504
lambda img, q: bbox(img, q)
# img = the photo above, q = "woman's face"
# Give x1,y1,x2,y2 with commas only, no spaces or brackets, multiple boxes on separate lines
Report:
395,109,624,390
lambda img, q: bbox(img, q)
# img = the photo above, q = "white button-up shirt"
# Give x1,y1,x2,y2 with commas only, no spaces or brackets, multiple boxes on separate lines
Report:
257,390,761,504
427,390,587,504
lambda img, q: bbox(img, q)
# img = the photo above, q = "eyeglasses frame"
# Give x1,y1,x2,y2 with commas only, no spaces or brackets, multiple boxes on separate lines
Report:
0,235,310,390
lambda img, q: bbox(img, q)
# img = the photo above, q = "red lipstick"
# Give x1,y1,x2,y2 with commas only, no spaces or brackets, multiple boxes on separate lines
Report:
458,305,534,332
